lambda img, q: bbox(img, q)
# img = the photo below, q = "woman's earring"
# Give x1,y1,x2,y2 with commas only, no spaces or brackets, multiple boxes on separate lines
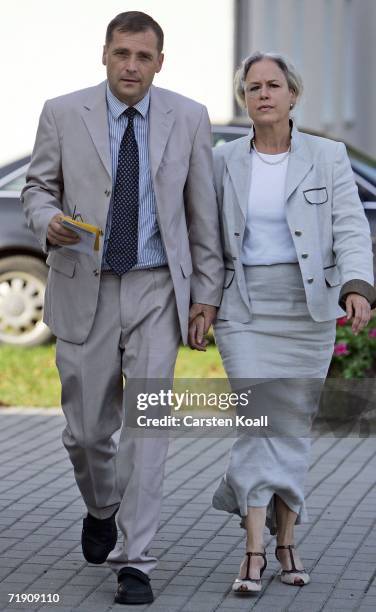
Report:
290,103,294,109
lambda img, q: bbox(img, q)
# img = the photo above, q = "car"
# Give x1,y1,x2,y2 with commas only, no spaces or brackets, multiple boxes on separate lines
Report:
1,126,375,347
0,156,51,347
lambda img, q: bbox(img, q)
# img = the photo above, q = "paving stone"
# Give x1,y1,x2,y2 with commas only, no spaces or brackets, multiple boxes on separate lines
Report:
322,600,361,610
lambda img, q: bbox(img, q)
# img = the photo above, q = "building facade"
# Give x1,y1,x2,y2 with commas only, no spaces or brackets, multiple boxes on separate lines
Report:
235,0,376,158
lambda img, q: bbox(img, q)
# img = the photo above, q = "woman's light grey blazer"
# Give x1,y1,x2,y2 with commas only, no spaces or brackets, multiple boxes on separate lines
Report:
213,122,376,323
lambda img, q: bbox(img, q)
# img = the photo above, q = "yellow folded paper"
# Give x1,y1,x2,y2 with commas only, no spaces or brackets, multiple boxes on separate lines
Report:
61,216,102,251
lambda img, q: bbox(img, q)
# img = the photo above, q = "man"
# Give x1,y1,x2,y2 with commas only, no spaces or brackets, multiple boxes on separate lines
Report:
22,11,223,605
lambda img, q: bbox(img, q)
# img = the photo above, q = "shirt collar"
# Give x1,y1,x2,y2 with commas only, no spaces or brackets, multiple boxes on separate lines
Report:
106,83,150,119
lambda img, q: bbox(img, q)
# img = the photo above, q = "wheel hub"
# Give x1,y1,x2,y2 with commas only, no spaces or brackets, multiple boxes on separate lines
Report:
3,294,26,317
0,270,47,344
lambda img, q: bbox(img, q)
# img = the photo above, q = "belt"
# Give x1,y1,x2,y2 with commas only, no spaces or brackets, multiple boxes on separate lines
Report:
101,265,169,276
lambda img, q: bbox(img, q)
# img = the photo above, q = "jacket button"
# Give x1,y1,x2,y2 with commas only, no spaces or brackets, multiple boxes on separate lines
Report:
234,232,240,236
232,256,237,261
302,253,308,259
307,277,314,283
295,230,302,236
93,269,100,276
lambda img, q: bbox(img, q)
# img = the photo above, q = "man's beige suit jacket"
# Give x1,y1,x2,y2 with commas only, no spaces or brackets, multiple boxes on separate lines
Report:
22,81,224,344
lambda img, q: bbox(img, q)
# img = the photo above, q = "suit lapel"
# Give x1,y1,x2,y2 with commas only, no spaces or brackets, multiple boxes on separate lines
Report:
149,86,175,178
285,125,313,201
80,81,111,179
226,136,252,220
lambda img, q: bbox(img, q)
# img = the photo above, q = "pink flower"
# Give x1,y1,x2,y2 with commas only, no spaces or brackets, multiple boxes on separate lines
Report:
333,343,350,356
337,316,348,327
368,329,376,338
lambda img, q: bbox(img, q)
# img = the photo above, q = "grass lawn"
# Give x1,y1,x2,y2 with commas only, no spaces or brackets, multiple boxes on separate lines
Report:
0,343,225,408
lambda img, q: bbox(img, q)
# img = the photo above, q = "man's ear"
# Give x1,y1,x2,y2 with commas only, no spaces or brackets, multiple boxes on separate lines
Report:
156,53,164,74
102,45,107,66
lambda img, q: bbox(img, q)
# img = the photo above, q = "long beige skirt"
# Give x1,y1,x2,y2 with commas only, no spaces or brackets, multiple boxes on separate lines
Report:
213,263,336,534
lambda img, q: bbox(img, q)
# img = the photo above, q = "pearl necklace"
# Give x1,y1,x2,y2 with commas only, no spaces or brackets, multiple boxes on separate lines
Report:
251,138,291,166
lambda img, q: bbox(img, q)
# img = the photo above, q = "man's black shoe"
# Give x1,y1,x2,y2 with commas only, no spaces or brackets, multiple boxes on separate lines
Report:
81,509,117,564
114,567,154,605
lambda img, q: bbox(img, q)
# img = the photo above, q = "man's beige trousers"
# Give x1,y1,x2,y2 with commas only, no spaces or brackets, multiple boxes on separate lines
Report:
56,268,180,575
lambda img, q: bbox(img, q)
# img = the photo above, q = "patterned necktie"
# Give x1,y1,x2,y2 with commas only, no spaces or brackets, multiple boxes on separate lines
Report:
106,107,139,275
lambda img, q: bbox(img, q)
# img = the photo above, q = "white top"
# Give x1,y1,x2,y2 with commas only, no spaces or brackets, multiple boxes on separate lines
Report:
241,149,298,265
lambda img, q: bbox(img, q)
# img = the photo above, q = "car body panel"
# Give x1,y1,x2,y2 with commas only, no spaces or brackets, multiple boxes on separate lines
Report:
0,159,43,256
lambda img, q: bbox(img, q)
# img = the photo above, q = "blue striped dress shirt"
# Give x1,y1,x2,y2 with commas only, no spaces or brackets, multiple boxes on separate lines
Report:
102,84,167,270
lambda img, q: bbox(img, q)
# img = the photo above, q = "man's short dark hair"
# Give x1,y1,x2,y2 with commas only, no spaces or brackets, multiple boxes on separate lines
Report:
106,11,164,53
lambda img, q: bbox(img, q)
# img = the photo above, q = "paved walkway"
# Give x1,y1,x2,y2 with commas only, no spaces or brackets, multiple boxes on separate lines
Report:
0,408,375,612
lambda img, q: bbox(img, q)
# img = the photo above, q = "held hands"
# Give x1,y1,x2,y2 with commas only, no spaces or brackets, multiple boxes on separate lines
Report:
47,213,80,246
345,293,371,335
188,304,217,351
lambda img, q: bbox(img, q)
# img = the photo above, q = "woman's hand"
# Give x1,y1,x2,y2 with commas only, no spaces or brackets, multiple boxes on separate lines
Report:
188,304,217,351
345,293,371,335
188,314,207,351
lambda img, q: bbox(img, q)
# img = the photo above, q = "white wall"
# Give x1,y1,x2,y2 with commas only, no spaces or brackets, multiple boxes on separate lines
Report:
0,0,234,165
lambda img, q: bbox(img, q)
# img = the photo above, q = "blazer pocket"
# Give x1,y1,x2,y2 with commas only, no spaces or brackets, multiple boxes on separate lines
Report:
303,187,328,205
46,251,76,278
180,258,193,278
223,268,235,289
324,265,341,287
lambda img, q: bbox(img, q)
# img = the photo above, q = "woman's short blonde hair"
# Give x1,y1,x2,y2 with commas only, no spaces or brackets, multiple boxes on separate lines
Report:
234,51,303,108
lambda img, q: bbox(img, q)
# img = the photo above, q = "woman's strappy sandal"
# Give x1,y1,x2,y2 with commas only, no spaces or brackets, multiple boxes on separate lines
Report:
232,551,267,594
275,544,310,586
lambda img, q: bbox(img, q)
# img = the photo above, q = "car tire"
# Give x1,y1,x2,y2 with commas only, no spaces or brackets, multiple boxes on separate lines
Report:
0,255,53,347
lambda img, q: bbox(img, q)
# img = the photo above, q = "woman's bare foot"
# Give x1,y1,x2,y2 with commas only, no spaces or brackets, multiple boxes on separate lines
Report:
238,551,265,580
232,551,267,594
275,544,304,571
275,545,310,586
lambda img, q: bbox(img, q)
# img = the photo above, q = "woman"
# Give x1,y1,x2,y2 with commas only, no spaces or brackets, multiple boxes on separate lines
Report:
193,52,376,593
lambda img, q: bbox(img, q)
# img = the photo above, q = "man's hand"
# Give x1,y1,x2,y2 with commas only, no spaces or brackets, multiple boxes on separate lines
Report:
47,213,81,246
188,303,217,351
345,293,371,335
